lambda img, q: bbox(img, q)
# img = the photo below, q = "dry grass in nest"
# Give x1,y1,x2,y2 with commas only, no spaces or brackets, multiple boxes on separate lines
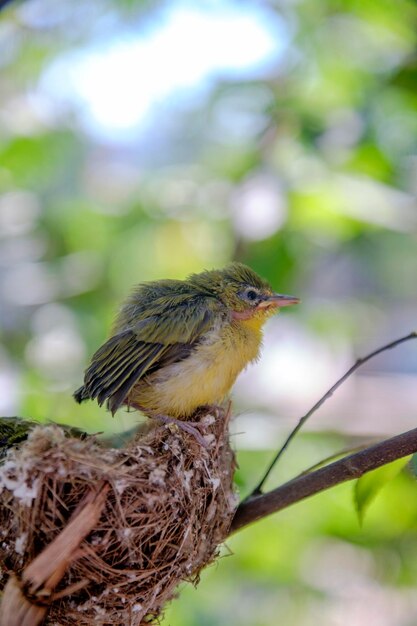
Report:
0,408,237,625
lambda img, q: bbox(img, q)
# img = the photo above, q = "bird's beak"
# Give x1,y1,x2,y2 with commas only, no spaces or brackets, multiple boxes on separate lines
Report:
257,293,300,309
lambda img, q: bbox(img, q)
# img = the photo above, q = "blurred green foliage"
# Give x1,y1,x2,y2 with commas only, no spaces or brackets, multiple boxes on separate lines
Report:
1,0,417,623
354,456,412,526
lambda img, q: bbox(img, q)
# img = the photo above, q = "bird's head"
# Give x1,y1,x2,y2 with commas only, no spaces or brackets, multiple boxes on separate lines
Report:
190,262,299,322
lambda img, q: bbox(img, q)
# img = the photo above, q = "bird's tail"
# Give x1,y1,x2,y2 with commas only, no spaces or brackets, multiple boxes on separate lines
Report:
73,385,89,404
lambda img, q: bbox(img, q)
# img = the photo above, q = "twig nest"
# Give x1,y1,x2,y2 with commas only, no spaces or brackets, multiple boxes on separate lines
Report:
0,409,237,625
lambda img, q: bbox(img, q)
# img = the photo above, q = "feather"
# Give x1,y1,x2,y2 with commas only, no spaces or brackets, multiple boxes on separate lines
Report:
74,298,220,414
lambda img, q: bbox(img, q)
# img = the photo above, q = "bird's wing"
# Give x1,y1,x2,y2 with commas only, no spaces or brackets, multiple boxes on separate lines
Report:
74,297,219,415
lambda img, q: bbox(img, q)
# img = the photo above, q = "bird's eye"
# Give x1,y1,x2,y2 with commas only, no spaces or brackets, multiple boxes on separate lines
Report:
245,289,258,302
239,287,260,305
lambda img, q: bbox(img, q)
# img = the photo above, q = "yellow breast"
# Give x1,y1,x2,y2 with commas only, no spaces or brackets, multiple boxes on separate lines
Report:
133,318,264,417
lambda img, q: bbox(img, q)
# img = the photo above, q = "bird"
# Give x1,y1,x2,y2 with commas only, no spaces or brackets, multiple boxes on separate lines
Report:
0,417,38,461
0,417,87,461
74,263,299,438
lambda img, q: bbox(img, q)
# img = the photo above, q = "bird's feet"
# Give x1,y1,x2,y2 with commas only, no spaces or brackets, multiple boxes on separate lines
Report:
191,403,225,420
151,414,209,448
128,402,219,449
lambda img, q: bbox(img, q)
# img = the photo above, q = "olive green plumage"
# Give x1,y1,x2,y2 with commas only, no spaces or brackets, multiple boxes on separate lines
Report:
0,417,34,460
0,417,86,461
74,263,298,417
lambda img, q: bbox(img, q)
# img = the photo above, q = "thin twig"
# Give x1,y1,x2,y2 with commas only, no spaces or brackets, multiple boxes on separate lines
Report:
295,440,377,477
231,425,417,533
250,331,417,497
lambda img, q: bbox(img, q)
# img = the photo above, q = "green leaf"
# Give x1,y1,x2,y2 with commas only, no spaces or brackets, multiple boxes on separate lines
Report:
354,456,411,525
410,453,417,477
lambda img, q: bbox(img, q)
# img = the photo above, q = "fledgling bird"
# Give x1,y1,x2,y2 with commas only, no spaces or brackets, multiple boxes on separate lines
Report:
0,417,87,461
74,263,299,426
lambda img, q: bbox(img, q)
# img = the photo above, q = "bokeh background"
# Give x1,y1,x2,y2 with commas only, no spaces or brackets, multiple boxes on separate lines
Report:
1,0,417,624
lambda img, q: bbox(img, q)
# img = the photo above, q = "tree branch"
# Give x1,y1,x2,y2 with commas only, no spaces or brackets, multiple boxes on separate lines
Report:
250,330,417,497
231,426,417,533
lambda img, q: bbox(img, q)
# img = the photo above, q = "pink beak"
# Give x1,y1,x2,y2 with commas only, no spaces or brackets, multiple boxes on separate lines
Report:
257,293,300,309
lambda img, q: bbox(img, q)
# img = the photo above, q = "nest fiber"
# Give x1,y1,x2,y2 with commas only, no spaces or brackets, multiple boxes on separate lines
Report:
0,411,236,625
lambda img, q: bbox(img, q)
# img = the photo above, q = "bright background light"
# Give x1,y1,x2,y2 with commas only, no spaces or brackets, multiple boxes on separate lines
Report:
42,2,286,140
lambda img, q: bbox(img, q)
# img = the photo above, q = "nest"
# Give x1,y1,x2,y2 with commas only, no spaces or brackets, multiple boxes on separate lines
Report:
0,408,237,625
